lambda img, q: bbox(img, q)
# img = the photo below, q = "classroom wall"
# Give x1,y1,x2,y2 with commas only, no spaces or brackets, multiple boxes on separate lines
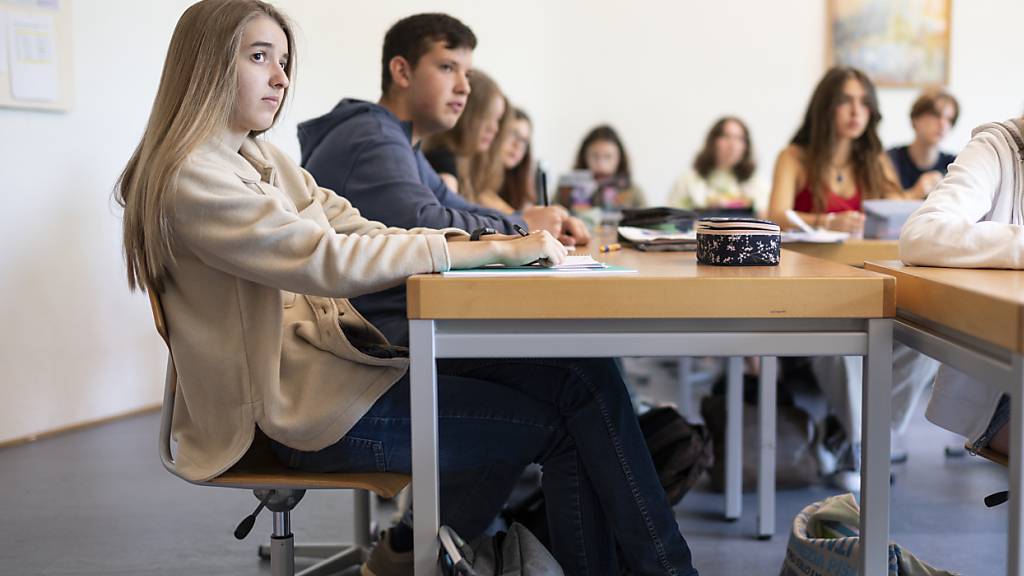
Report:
2,0,1023,444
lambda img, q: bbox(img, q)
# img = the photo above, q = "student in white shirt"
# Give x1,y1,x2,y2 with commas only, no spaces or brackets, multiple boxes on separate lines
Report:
900,117,1024,459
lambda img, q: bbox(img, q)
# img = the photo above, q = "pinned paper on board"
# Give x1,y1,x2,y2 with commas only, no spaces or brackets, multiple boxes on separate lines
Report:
8,11,59,102
0,9,8,74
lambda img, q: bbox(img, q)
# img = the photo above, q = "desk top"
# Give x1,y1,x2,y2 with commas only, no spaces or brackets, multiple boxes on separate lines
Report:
407,249,894,320
785,240,899,267
865,260,1024,353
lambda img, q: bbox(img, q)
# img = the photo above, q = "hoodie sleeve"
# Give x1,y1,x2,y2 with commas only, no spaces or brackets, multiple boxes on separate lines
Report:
900,130,1024,269
414,147,526,232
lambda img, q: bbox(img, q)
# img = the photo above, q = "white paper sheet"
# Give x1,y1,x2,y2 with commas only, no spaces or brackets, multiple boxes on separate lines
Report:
9,12,59,102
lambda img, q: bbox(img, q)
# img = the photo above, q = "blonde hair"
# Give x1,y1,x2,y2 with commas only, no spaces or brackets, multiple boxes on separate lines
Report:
116,0,294,292
424,69,510,203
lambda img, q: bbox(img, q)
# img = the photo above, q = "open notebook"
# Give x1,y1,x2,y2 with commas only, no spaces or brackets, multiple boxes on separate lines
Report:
442,255,637,277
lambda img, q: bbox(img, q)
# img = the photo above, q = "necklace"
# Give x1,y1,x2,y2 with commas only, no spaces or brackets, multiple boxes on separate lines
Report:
831,163,849,186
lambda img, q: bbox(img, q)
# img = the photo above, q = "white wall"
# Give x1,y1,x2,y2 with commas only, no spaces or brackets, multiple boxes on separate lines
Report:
2,0,1023,443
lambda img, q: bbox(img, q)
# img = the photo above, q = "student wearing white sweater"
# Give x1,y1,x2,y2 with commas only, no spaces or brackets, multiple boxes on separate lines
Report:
900,117,1024,458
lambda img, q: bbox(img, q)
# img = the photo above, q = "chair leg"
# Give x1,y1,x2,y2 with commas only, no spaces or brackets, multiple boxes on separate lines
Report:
354,490,372,548
271,511,295,576
260,490,375,575
296,545,367,576
261,543,346,559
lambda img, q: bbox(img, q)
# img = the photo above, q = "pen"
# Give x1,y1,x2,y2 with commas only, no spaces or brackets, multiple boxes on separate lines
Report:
784,209,817,234
513,224,553,267
599,242,621,253
536,164,549,207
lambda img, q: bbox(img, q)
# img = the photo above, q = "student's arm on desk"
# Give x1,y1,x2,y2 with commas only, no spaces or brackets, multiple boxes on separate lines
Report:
900,133,1024,269
768,146,812,226
447,230,566,269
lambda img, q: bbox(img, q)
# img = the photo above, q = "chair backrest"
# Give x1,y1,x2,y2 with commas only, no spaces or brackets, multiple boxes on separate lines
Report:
145,288,410,496
146,288,183,479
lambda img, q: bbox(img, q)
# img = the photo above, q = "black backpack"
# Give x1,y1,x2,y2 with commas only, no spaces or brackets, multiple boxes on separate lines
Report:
637,405,715,506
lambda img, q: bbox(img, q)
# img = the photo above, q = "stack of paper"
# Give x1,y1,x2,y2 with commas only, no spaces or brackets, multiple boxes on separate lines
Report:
780,231,850,243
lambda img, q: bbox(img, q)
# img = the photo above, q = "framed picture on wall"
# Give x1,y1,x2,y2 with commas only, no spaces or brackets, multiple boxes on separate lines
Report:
828,0,951,87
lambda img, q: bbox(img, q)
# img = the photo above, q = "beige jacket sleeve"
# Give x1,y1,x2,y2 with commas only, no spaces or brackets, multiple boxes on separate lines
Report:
170,153,456,299
900,130,1024,269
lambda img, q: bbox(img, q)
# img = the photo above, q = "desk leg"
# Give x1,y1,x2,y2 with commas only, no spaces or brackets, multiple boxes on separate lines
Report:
757,356,778,539
410,320,440,576
1009,356,1024,576
677,356,695,421
860,319,892,576
725,356,743,521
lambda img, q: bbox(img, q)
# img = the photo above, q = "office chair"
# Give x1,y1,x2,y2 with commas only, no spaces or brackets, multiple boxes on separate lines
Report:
148,290,410,576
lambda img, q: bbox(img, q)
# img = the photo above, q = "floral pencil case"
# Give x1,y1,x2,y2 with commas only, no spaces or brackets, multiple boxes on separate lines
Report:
696,218,781,266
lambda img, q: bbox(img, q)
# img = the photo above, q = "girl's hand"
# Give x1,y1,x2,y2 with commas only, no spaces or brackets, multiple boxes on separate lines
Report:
503,230,567,267
447,230,566,269
824,210,865,233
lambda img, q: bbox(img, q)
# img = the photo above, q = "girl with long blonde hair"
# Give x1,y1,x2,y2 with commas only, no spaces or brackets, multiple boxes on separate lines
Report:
117,3,699,574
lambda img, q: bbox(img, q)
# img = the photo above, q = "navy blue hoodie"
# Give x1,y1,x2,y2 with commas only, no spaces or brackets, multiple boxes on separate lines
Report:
299,99,525,345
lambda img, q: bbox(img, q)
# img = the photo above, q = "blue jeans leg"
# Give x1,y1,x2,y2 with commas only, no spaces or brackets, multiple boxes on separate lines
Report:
270,371,568,540
438,358,698,576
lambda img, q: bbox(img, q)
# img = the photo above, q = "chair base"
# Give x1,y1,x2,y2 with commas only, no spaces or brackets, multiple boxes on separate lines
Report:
260,542,368,576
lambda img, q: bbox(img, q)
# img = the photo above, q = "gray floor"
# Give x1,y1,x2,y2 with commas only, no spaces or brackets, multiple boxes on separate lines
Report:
0,361,1009,576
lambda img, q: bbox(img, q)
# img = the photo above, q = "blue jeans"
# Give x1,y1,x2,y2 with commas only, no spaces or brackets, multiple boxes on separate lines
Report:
270,358,698,576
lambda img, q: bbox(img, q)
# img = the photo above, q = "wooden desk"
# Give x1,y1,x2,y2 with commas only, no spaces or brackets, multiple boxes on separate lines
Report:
865,260,1024,576
408,250,896,576
410,249,893,319
785,239,899,267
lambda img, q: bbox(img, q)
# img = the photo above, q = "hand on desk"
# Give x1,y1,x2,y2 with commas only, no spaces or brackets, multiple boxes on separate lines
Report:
448,230,567,269
522,206,590,247
823,210,865,234
908,171,942,199
560,215,591,247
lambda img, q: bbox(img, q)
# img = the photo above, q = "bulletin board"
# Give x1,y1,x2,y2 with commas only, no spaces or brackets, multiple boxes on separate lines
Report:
0,0,73,112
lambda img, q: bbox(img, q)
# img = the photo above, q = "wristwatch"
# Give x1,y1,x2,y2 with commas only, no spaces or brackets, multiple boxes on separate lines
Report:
469,227,498,241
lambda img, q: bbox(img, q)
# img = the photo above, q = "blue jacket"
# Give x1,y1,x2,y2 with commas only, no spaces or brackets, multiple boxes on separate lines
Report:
299,99,525,345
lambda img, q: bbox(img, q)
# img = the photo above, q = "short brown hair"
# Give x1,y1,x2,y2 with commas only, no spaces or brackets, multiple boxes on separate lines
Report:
381,13,476,93
910,89,960,126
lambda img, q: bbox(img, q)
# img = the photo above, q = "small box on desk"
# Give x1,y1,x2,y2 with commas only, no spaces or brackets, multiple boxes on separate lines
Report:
696,218,781,266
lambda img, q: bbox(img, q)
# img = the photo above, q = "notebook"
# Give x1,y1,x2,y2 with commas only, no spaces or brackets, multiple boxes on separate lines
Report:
442,255,637,277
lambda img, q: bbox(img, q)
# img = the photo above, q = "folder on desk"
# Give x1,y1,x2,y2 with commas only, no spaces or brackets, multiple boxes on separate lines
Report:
617,225,697,251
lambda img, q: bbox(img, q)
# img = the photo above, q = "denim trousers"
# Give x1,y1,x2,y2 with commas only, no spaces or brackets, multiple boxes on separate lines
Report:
270,357,698,576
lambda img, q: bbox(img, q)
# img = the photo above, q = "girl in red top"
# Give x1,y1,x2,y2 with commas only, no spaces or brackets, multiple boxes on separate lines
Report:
768,67,903,234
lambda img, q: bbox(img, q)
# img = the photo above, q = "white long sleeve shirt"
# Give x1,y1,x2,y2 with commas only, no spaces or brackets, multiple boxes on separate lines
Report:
900,119,1024,442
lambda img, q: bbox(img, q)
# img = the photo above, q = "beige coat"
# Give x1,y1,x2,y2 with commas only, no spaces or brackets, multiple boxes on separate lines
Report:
162,137,465,481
